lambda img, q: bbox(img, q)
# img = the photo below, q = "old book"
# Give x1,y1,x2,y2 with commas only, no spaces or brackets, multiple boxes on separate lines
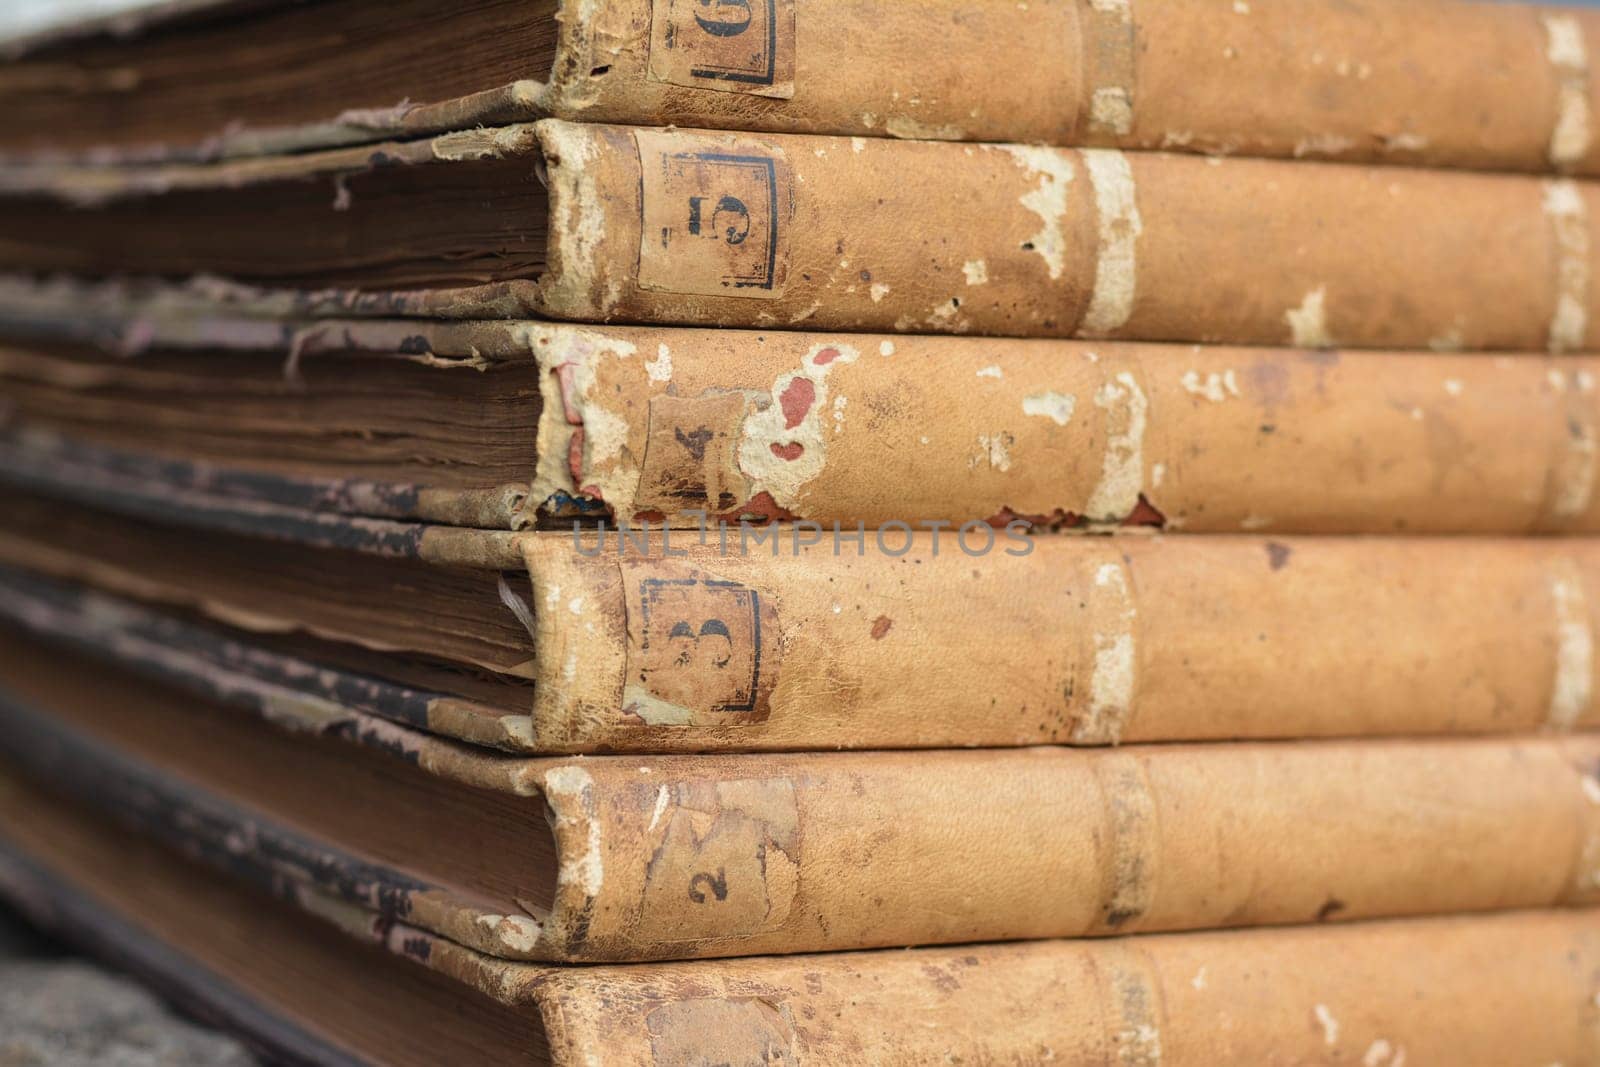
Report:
2,0,1598,183
0,291,1598,533
2,490,1599,752
2,629,1598,964
6,770,1597,1067
0,121,1595,350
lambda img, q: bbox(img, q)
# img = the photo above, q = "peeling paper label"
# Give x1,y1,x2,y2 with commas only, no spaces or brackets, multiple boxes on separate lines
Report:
636,391,756,515
633,777,800,942
635,130,793,299
647,998,798,1064
647,0,797,99
622,560,779,726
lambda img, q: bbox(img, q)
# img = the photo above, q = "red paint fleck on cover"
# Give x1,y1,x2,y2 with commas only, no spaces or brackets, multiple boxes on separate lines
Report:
814,346,843,366
718,492,801,524
780,378,817,429
1122,494,1168,528
554,363,584,425
567,428,586,483
986,507,1081,530
770,442,806,461
871,616,894,640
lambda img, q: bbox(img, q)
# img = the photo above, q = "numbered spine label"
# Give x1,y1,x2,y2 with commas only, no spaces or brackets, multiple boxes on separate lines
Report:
621,557,781,726
647,0,797,99
635,129,792,299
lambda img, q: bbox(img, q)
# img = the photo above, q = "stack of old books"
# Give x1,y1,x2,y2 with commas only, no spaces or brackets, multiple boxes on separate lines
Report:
0,0,1597,1062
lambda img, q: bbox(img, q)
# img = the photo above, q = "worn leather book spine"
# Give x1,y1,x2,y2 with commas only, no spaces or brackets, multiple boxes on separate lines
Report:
3,665,1598,963
529,322,1600,533
524,534,1600,751
5,479,1600,751
8,0,1600,183
6,534,1599,759
533,119,1600,351
6,472,1600,751
6,767,1598,1066
6,302,1600,534
533,738,1600,960
538,0,1600,179
521,911,1600,1066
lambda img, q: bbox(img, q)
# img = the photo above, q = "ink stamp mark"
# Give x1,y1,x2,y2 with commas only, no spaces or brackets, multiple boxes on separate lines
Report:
648,0,797,98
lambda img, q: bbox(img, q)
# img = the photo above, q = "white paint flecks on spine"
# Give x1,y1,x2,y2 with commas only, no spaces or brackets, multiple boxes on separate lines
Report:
1559,415,1598,520
1286,287,1334,348
544,125,618,313
543,766,604,896
1313,1004,1341,1047
976,432,1014,473
1091,87,1135,137
1085,371,1149,522
884,115,966,141
1544,181,1591,353
1003,145,1076,281
1363,1039,1404,1067
1180,369,1240,402
1293,133,1357,159
1549,567,1594,730
645,342,672,383
1022,391,1078,426
647,784,670,832
1080,150,1143,336
1549,370,1599,521
737,342,861,510
1584,776,1600,805
1077,560,1138,745
1544,15,1594,169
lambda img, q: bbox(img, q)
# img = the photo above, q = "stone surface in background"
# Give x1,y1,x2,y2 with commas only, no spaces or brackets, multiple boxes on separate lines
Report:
0,907,257,1066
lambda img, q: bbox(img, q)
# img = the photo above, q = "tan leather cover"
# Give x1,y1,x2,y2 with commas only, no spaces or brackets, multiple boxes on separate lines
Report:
535,120,1600,350
523,911,1600,1066
13,0,1600,185
530,738,1600,960
6,482,1600,750
6,762,1600,1066
524,534,1600,751
7,657,1600,963
4,119,1596,349
5,294,1600,535
540,0,1600,178
529,321,1600,533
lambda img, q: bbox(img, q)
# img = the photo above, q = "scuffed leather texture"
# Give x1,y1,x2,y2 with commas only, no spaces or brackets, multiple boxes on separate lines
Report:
550,0,1600,177
4,120,1595,349
529,321,1600,533
531,738,1600,960
535,120,1600,350
4,646,1598,964
8,0,1600,184
524,534,1600,751
526,910,1600,1066
6,768,1599,1065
